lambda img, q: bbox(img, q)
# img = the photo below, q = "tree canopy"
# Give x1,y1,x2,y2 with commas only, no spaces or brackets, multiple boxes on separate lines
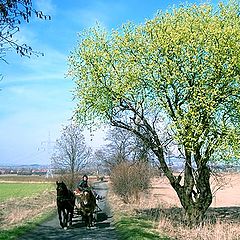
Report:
69,2,240,163
68,2,240,224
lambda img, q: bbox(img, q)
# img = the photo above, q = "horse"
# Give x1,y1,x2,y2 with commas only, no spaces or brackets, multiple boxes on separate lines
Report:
79,189,97,228
56,181,75,229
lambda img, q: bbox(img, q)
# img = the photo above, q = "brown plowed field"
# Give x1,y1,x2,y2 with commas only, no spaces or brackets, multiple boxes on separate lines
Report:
149,172,240,208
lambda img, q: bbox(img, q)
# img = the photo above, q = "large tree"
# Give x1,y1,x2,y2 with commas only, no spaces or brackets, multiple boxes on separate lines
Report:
51,123,91,188
68,2,240,225
0,0,50,62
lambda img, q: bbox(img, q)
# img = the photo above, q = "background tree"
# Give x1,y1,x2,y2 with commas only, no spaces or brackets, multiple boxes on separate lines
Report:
0,0,50,63
68,2,240,225
104,127,133,169
93,148,109,177
103,127,152,170
51,123,91,189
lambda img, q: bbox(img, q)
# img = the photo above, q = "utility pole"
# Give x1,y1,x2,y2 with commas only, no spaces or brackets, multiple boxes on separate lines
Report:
39,132,55,178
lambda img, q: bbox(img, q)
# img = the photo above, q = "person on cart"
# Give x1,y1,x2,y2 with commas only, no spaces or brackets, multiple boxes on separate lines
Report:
78,174,89,191
77,174,102,200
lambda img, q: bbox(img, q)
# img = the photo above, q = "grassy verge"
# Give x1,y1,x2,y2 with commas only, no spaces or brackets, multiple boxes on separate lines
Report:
0,209,56,240
114,214,170,240
107,184,171,240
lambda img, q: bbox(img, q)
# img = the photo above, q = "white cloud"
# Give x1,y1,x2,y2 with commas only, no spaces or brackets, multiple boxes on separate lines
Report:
3,43,69,85
13,27,37,46
8,86,28,95
20,47,68,76
35,0,56,16
75,8,109,28
65,1,125,30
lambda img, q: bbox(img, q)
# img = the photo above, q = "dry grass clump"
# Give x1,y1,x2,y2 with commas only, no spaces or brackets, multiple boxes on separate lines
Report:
108,179,161,216
157,217,240,240
107,184,135,216
0,189,55,230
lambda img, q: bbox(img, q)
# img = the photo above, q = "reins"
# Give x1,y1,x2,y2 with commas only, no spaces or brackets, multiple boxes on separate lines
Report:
57,195,74,201
57,188,75,207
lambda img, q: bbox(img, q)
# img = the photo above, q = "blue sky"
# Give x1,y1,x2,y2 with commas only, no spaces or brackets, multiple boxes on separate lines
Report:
0,0,219,165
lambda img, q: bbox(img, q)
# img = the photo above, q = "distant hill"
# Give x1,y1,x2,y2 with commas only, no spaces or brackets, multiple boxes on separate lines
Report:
0,164,49,169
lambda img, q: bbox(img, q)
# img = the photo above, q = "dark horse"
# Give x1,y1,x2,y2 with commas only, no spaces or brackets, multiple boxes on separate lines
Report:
79,189,96,228
56,181,75,229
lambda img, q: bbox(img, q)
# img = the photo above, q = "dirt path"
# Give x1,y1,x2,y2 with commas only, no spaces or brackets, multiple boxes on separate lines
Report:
18,182,119,240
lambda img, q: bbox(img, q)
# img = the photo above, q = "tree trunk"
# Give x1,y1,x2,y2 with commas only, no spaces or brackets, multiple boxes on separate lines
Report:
155,146,212,226
174,162,212,226
70,170,75,190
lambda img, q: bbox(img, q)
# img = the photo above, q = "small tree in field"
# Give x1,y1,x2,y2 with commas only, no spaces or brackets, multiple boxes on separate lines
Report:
68,2,240,225
51,123,91,189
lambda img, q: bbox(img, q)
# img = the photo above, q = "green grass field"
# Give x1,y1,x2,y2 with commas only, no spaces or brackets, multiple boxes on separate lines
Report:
0,182,54,202
0,182,56,240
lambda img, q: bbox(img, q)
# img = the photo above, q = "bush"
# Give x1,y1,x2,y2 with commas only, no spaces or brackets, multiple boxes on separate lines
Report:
110,161,151,203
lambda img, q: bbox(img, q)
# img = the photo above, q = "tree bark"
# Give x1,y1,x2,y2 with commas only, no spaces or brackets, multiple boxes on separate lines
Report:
167,150,212,226
181,165,212,226
153,143,212,226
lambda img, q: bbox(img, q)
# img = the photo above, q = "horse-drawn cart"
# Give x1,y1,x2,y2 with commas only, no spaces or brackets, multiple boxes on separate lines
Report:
74,189,102,228
56,181,104,229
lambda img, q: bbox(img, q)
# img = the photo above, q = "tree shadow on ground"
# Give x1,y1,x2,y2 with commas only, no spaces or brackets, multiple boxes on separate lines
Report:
17,212,118,240
97,212,109,221
136,206,240,225
206,207,240,223
93,186,108,190
18,224,118,240
71,211,110,227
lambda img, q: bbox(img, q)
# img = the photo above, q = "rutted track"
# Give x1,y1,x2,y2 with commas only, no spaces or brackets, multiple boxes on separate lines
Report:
18,182,118,240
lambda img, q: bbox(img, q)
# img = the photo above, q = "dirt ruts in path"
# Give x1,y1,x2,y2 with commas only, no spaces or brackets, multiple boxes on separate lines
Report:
18,181,119,240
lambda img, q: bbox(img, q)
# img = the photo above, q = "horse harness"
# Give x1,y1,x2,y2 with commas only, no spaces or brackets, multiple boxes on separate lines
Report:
57,193,75,208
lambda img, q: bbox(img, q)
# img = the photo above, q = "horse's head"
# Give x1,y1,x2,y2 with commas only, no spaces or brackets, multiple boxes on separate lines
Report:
81,190,91,206
56,181,68,196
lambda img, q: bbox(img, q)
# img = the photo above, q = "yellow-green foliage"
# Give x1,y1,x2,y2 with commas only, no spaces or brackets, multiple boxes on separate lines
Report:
68,2,240,161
